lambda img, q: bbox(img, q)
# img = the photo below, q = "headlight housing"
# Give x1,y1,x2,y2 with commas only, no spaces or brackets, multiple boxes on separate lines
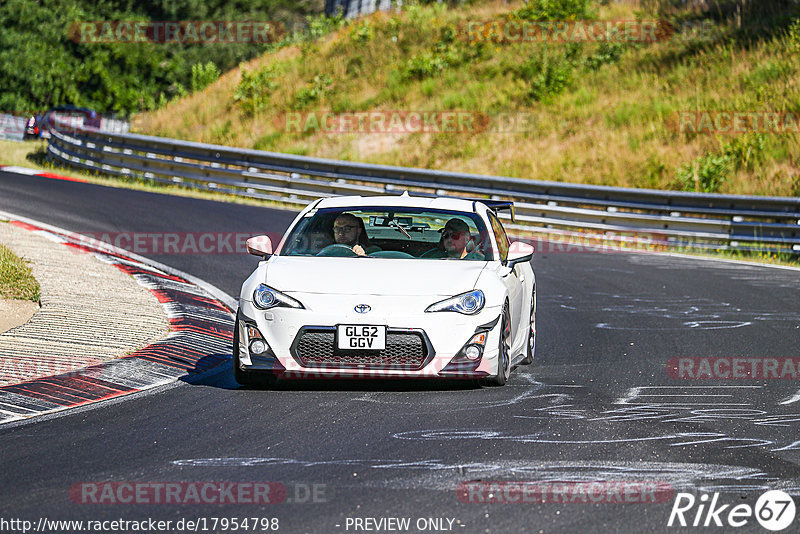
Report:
425,290,485,315
252,284,304,310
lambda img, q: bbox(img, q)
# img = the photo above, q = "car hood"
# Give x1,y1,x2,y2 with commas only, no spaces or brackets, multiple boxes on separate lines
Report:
263,256,487,297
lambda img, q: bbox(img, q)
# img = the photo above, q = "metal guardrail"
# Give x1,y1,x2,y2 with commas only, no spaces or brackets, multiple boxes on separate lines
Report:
46,122,800,254
40,111,129,139
0,112,129,142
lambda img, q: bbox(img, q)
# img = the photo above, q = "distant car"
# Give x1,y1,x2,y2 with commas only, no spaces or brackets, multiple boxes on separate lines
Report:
235,193,536,387
30,105,100,139
23,116,40,140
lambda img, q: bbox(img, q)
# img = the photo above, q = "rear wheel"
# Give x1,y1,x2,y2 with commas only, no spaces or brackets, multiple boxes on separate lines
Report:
521,286,536,365
484,303,511,386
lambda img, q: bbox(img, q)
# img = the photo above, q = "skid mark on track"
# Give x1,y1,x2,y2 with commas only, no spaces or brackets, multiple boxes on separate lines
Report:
172,381,800,494
549,292,800,331
170,457,800,495
596,321,752,330
781,389,800,405
374,383,800,452
392,429,776,449
351,374,554,414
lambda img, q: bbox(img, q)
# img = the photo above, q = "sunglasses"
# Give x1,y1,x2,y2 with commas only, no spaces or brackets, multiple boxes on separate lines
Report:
333,225,358,233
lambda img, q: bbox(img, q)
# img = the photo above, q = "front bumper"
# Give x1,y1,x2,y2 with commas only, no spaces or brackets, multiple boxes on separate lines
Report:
237,295,500,379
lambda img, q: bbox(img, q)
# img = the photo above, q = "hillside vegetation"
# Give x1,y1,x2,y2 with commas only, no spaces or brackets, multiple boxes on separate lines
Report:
136,0,800,196
0,0,323,115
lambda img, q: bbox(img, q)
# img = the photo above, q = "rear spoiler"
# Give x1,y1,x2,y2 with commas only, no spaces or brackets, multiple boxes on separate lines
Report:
471,199,516,222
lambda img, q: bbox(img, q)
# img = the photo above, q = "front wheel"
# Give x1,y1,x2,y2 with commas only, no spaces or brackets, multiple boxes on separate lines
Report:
484,303,511,386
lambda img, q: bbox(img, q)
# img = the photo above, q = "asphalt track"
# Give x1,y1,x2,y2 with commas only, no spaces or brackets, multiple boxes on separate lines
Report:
1,170,799,533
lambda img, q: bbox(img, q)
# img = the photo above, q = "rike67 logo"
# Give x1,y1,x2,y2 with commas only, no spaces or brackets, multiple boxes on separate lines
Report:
668,491,796,531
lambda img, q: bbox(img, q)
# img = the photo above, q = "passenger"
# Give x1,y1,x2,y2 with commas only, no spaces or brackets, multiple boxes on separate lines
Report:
306,228,334,254
423,218,483,259
332,213,380,256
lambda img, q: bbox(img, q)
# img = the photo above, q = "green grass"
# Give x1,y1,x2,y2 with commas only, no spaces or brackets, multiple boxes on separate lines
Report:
0,242,40,301
669,245,800,269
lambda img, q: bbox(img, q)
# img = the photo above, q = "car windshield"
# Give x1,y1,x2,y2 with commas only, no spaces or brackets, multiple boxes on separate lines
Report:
280,207,493,260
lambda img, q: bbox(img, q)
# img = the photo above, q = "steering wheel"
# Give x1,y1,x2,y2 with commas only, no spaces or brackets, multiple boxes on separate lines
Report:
316,244,359,257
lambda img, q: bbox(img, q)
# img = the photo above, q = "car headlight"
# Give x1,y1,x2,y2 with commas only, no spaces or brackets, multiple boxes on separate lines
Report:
425,290,485,315
252,284,304,310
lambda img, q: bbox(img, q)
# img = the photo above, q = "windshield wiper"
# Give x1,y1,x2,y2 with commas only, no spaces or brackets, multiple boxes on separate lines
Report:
388,220,412,239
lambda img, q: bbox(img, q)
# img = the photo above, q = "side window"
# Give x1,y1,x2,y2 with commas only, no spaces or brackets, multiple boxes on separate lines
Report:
488,212,509,261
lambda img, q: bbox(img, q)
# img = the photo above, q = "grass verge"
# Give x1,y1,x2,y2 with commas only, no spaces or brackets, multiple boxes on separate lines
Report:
0,241,40,302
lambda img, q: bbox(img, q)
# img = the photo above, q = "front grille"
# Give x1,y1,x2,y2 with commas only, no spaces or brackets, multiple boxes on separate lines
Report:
292,328,430,370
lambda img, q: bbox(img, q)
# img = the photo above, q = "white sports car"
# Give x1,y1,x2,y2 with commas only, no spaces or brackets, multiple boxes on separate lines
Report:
235,193,535,387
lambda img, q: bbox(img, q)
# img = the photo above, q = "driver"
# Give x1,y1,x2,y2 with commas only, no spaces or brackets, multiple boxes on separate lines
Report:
332,213,380,256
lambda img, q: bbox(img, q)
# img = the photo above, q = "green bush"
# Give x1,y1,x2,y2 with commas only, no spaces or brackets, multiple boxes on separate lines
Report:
723,133,766,171
516,0,594,21
233,65,279,115
191,62,221,92
307,12,346,40
292,74,333,109
518,49,575,101
403,50,451,79
787,19,800,51
0,0,327,115
400,23,467,81
584,42,627,70
350,21,374,43
676,134,767,192
677,152,732,192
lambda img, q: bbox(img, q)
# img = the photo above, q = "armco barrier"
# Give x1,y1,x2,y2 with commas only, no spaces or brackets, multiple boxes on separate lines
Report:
45,121,800,255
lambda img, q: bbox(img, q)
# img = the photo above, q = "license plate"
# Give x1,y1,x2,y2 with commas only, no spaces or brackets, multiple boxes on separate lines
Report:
337,325,386,350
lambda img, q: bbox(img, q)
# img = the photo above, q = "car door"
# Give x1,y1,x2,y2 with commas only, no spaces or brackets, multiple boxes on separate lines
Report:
488,212,524,351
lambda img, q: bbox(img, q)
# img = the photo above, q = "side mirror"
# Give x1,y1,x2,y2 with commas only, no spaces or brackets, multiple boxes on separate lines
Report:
504,241,534,268
246,235,273,257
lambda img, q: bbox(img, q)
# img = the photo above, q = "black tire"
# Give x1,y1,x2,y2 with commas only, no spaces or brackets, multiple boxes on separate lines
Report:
233,309,277,388
484,303,511,386
521,286,536,365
